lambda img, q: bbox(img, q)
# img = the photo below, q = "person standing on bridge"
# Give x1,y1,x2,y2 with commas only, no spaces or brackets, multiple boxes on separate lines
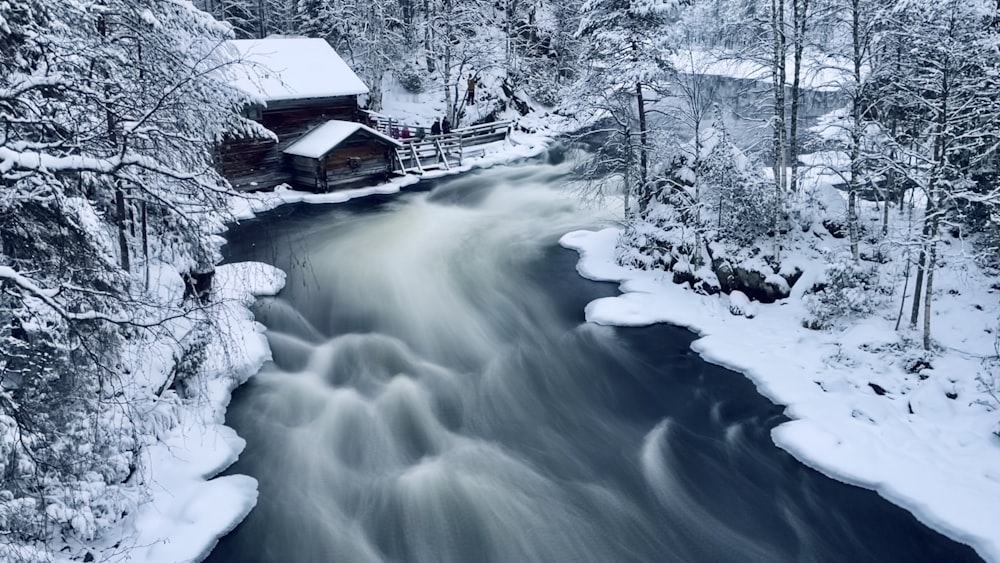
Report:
442,116,452,134
431,118,441,136
466,74,478,105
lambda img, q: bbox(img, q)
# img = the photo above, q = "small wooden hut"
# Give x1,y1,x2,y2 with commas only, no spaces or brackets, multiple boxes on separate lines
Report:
218,37,371,191
283,121,402,191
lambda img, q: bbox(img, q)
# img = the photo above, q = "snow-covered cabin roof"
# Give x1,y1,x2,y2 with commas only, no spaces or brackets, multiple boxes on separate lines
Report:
227,37,369,102
283,120,401,159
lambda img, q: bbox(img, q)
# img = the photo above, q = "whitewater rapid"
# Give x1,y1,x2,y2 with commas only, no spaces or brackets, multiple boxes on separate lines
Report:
208,157,980,563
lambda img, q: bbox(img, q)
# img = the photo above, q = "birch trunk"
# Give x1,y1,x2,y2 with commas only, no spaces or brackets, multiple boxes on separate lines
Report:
923,229,937,350
770,0,787,203
848,0,862,261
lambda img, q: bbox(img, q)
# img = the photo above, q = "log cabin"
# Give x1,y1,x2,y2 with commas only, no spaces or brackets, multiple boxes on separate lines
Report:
283,121,401,191
219,37,380,191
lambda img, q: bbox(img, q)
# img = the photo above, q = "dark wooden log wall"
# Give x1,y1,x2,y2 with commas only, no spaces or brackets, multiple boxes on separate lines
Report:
259,97,360,137
217,137,287,191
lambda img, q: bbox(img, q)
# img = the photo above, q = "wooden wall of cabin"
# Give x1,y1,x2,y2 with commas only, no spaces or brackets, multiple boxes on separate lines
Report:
286,134,396,192
217,137,289,191
321,136,394,190
260,97,360,138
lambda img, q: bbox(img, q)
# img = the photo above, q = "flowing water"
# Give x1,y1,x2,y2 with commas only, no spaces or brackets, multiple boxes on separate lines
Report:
208,156,981,563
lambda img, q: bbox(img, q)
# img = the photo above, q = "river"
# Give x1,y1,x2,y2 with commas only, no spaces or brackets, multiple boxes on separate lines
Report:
207,155,981,562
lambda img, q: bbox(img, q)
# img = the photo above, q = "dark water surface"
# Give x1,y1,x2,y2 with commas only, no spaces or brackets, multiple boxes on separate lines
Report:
207,159,981,563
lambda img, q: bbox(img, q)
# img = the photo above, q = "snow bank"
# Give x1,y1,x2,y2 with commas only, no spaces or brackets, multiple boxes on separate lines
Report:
561,227,1000,562
116,262,285,563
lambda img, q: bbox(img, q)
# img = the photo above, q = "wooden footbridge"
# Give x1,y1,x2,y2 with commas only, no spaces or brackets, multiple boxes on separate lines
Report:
365,113,512,175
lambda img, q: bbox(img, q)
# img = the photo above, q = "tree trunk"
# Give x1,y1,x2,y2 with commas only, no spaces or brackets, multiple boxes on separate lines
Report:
691,112,705,266
424,0,435,73
636,81,649,212
623,130,632,219
504,0,514,80
141,200,149,288
894,209,911,332
883,121,897,237
919,60,950,348
770,0,787,231
923,233,937,350
848,0,862,261
116,187,130,272
444,40,454,123
789,0,808,193
256,0,266,38
909,197,932,328
368,74,384,112
881,178,890,237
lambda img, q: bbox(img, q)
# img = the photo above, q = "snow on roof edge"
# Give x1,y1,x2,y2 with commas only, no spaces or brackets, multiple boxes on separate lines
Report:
283,120,401,159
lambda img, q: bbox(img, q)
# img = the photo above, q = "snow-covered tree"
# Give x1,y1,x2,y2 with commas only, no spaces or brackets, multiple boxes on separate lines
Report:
700,124,775,245
807,0,885,260
876,0,1000,348
575,0,684,216
499,0,582,106
0,0,257,558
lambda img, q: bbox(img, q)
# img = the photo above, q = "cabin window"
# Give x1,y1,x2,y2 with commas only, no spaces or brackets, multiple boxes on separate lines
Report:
348,156,362,170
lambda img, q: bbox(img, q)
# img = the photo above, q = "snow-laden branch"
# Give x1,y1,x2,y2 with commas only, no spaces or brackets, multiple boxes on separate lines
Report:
0,263,225,332
0,265,195,328
0,145,207,184
0,73,71,101
0,265,126,323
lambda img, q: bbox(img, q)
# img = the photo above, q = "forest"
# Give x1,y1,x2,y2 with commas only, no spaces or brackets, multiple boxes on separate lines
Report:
1,0,999,560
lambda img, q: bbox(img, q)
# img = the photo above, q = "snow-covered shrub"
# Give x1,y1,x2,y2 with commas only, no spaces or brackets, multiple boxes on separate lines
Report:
615,198,684,271
395,67,425,94
803,252,887,329
699,132,775,245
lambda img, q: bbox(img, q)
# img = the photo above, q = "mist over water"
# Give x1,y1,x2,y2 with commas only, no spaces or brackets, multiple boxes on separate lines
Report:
210,156,981,563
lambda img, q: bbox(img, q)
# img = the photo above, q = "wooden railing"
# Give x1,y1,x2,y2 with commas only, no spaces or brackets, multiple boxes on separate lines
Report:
393,121,512,174
444,121,512,146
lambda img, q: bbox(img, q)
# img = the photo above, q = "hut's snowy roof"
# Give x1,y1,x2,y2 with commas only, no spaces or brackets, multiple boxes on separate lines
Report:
283,120,401,159
227,37,369,102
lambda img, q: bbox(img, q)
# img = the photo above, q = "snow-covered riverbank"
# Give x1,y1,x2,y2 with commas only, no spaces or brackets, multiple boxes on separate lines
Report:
561,227,1000,562
122,263,284,563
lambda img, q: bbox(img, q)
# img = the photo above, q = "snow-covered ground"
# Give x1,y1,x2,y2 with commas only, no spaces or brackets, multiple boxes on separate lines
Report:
561,215,1000,561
